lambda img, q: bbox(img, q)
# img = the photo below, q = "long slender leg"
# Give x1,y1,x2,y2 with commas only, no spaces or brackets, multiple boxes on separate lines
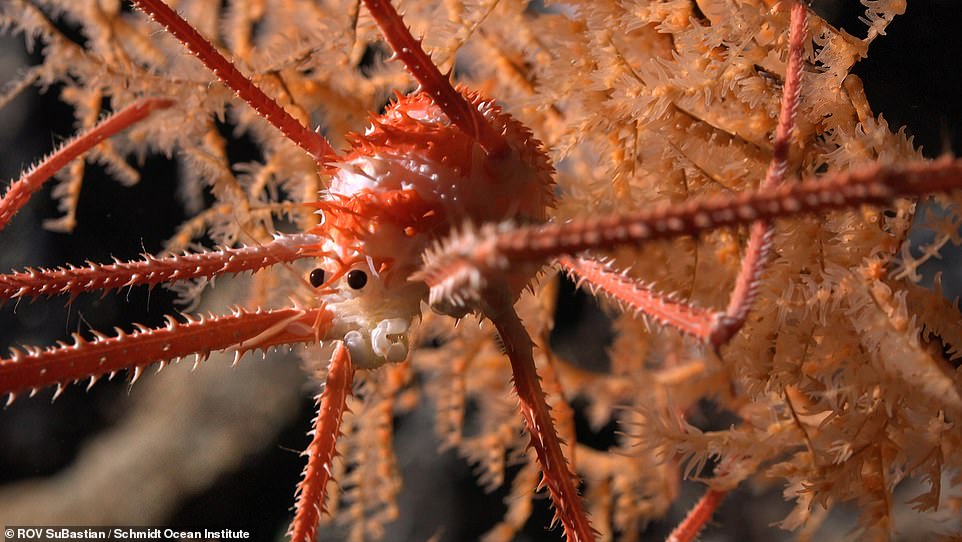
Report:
0,306,331,403
0,233,318,303
660,5,806,536
130,0,337,165
289,342,355,542
417,157,962,313
481,283,595,542
711,0,807,346
557,255,718,342
666,489,726,542
360,0,507,157
0,98,173,232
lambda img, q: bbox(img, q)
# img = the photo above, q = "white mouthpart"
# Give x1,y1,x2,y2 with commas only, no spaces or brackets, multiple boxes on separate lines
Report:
371,318,409,363
342,318,410,368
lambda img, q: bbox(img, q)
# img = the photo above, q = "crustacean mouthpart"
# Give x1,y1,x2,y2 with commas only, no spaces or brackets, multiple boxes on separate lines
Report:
344,317,410,367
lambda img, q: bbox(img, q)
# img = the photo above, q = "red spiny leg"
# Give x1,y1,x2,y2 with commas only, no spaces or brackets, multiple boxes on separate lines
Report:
289,342,355,542
0,233,318,303
657,5,803,535
0,306,331,403
417,156,962,307
666,489,726,542
557,255,719,342
0,98,173,232
130,0,337,165
361,0,508,157
712,0,807,347
481,284,595,542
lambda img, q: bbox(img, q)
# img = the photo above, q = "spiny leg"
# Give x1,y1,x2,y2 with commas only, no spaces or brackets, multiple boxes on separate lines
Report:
549,4,802,536
0,306,331,403
480,282,595,542
360,0,508,157
0,233,318,303
130,0,337,165
661,4,804,532
0,98,173,232
556,255,718,342
418,157,962,309
665,489,727,542
566,3,797,537
289,342,355,542
712,0,807,347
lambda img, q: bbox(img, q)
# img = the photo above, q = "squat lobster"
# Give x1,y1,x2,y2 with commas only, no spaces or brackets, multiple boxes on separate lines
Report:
1,0,961,540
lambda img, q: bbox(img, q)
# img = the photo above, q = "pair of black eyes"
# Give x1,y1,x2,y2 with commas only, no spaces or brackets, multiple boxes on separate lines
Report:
309,268,368,290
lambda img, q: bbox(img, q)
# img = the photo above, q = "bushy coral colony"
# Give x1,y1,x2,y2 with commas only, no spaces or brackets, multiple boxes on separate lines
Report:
1,0,961,540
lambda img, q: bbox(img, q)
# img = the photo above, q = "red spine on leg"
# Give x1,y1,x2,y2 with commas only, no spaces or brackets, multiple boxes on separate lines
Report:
289,342,355,542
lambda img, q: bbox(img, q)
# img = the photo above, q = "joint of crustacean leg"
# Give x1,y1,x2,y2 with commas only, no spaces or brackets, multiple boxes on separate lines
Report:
414,222,542,319
707,314,741,350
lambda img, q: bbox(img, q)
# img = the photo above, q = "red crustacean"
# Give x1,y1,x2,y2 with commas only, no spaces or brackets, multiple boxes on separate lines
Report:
1,0,961,540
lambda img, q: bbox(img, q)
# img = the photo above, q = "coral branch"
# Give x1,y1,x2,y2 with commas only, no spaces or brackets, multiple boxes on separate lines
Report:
0,98,173,232
360,0,507,156
559,3,810,350
0,233,319,302
130,0,337,164
482,285,595,542
0,306,331,402
288,342,355,542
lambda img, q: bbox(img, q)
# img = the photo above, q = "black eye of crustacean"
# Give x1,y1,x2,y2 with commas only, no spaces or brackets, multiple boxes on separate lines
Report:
309,268,326,288
346,269,368,290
